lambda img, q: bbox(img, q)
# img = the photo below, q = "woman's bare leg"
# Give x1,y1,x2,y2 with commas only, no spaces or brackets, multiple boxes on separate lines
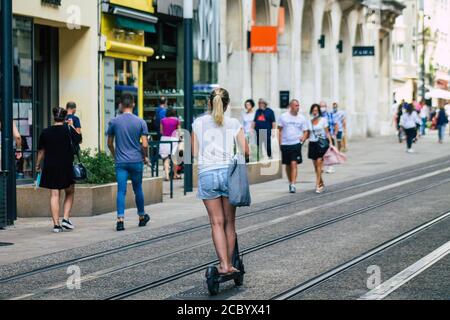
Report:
317,158,324,187
204,198,231,273
313,160,320,188
222,197,238,271
50,190,60,226
163,158,170,180
63,185,75,221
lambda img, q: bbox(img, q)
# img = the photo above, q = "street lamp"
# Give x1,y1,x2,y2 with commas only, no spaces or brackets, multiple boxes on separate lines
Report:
183,0,193,194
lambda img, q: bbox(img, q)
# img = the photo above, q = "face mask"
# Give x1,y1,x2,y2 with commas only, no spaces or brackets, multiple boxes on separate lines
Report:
321,108,326,113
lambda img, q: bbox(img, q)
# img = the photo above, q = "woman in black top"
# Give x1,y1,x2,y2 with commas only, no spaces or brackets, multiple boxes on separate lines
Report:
36,107,82,233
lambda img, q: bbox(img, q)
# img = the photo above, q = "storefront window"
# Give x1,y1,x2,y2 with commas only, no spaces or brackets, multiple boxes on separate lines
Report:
104,58,140,149
13,17,33,181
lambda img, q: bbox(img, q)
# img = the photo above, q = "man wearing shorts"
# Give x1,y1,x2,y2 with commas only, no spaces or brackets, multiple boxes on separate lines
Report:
278,100,310,194
332,102,347,152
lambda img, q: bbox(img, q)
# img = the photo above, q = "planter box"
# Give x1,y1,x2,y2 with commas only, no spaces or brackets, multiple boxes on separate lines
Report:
17,177,163,218
193,160,282,187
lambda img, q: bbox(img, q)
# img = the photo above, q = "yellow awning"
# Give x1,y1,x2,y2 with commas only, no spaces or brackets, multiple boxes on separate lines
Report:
106,40,154,57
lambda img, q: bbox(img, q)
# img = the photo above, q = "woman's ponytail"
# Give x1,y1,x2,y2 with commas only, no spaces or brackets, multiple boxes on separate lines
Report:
210,88,230,127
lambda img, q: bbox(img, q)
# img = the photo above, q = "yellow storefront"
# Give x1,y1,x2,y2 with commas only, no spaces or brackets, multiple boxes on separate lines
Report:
100,0,157,150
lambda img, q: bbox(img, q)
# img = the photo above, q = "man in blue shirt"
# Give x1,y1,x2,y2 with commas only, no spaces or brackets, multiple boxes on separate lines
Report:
332,102,347,152
252,98,277,159
155,97,168,140
107,93,150,232
66,102,82,134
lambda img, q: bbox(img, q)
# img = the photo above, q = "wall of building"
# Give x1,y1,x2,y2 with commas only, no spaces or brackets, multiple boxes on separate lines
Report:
220,0,403,138
13,0,100,150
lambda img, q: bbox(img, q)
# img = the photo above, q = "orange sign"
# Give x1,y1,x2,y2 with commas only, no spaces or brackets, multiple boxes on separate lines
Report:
250,26,278,53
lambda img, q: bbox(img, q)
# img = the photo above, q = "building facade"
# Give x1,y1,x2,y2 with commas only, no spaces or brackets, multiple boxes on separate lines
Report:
391,0,420,103
219,0,404,137
11,0,99,182
8,0,405,185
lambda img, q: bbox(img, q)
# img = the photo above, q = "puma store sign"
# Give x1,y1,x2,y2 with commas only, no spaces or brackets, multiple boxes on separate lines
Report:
42,0,62,7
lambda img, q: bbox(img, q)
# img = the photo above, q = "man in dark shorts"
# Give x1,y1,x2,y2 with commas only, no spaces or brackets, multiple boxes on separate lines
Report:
278,99,310,194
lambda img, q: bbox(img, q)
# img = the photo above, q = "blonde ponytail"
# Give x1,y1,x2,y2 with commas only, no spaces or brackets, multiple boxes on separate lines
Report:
210,88,230,127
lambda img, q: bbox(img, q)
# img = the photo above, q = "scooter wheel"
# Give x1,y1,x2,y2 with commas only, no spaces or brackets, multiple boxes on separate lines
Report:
207,277,220,296
234,273,244,287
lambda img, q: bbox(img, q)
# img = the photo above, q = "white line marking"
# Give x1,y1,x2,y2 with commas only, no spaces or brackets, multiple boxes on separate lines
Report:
359,240,450,300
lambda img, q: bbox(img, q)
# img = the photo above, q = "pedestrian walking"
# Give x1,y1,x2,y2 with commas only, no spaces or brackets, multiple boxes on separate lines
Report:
399,103,421,153
66,102,82,134
252,98,276,160
396,102,405,143
332,102,347,152
36,107,82,233
159,108,181,181
419,102,429,136
278,99,310,194
308,104,333,194
241,99,256,162
320,101,338,174
436,105,449,144
107,93,151,232
155,96,168,141
192,88,249,275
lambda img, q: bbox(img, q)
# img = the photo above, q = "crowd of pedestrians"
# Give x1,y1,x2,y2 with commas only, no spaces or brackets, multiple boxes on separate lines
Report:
34,88,350,233
393,99,450,151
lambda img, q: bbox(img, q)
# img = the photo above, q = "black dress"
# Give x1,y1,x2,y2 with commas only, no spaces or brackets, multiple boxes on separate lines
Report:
38,125,82,190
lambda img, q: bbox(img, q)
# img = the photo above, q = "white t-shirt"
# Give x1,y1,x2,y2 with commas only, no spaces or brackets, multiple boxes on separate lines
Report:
241,111,255,135
400,111,421,129
278,112,310,146
310,117,329,142
193,114,242,174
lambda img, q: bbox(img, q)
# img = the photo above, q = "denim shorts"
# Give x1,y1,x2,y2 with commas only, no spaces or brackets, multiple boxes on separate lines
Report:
197,168,229,200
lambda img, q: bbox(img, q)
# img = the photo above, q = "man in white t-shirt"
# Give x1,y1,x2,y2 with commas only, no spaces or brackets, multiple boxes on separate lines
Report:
278,99,310,194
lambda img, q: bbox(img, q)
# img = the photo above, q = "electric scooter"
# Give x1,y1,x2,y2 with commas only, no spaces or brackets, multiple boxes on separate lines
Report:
205,237,245,296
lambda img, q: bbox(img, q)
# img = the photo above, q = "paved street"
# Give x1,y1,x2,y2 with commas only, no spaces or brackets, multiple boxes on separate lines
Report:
0,133,449,300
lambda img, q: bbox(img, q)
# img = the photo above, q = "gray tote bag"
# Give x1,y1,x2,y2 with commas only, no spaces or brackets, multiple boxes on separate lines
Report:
228,154,251,207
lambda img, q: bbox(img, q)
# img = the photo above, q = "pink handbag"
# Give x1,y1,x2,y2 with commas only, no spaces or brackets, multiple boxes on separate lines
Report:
324,146,347,166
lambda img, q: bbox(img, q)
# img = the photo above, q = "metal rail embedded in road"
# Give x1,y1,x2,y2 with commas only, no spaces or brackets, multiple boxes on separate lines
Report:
2,159,448,285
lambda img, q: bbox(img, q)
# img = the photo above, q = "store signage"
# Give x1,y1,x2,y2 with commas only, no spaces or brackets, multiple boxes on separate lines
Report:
250,26,278,53
353,46,375,57
42,0,61,6
157,0,221,63
157,0,183,17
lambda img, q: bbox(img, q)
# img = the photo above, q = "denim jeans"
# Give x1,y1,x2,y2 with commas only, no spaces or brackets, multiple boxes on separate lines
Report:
404,128,417,150
438,125,447,142
115,162,145,219
421,118,427,136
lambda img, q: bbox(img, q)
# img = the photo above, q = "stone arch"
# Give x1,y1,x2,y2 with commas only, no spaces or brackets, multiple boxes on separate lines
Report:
278,0,293,108
251,0,271,103
320,11,333,104
300,0,315,109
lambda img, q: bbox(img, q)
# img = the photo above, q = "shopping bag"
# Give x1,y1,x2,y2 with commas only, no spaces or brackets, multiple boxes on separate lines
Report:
324,145,347,166
228,154,251,207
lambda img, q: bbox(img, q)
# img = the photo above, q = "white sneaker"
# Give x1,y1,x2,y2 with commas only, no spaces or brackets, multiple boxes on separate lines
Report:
326,167,335,174
407,149,415,154
62,219,75,230
289,184,297,194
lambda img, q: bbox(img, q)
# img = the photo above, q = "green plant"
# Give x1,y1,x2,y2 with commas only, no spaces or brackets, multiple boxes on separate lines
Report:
79,149,116,184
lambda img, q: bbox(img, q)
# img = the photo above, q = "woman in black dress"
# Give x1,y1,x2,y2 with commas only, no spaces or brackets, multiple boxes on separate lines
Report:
36,107,82,233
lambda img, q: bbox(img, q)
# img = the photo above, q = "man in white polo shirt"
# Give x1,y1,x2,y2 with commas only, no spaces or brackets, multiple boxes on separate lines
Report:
278,99,310,194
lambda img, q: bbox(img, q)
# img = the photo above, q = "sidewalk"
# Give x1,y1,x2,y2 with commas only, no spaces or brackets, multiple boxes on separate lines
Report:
1,132,450,265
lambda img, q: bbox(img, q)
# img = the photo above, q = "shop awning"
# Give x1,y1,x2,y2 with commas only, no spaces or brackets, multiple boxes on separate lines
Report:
425,89,450,100
116,16,156,34
106,40,154,57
